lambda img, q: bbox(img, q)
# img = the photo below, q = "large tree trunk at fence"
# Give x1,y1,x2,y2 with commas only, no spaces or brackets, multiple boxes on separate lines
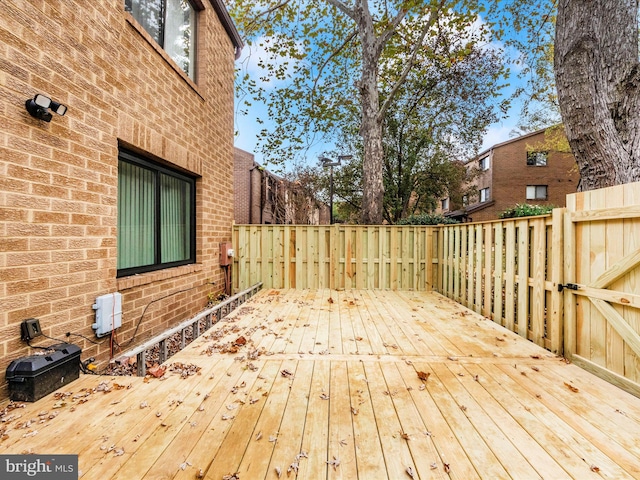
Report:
555,0,640,191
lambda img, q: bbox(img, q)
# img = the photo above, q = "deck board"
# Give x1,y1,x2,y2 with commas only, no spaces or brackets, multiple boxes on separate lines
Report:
2,289,640,479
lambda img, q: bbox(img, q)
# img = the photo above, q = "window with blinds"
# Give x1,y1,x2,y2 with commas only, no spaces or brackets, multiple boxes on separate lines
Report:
117,149,195,277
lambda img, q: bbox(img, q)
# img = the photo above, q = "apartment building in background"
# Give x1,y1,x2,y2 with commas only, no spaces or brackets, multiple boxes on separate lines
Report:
440,128,579,222
234,148,330,225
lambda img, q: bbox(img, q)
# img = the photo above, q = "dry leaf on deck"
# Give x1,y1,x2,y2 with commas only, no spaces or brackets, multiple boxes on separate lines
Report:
444,463,451,473
328,297,334,304
417,371,430,382
406,466,415,478
147,365,166,378
326,456,340,470
564,382,579,393
320,393,330,400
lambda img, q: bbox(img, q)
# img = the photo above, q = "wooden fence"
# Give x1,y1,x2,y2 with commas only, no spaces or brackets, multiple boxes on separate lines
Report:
233,224,437,291
437,210,565,354
233,182,640,394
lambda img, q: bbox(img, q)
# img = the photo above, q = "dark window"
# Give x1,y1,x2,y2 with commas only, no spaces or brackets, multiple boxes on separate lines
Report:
527,151,548,166
117,149,196,277
479,156,490,171
126,0,197,79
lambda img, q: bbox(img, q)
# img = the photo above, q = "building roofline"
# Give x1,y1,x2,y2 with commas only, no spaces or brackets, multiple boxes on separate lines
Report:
473,127,553,161
209,0,244,59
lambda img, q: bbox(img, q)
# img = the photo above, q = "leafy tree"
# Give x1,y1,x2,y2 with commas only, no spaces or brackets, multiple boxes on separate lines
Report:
230,0,502,224
555,0,640,190
486,0,640,191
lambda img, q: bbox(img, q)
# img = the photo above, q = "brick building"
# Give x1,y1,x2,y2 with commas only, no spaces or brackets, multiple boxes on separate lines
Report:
0,1,242,398
441,128,579,222
234,148,329,224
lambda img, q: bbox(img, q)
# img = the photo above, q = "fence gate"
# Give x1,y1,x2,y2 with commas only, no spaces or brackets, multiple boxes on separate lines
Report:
563,182,640,397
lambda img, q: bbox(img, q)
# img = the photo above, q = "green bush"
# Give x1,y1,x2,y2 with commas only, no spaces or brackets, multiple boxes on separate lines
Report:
397,213,460,225
498,204,556,219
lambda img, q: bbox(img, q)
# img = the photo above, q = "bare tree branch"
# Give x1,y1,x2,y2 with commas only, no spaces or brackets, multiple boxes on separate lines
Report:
325,0,356,19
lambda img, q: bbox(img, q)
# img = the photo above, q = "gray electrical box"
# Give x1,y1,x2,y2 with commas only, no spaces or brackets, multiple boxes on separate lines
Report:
92,292,122,337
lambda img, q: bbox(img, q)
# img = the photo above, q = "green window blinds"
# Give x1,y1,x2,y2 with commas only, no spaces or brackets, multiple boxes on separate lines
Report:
117,150,195,276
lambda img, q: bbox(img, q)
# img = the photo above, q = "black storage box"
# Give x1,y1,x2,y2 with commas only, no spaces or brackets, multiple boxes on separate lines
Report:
6,343,81,402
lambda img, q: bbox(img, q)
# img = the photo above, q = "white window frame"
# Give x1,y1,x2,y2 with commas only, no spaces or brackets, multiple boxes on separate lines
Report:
479,156,490,171
526,185,548,200
480,187,490,202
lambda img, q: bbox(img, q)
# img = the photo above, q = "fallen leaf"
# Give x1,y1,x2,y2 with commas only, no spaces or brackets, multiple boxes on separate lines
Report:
255,431,262,441
326,456,340,470
531,366,540,372
320,393,330,400
444,463,451,473
406,466,415,478
400,431,410,440
564,382,579,393
234,336,247,346
495,337,505,342
430,462,438,470
280,369,293,378
328,297,334,304
417,371,430,382
147,365,166,378
196,468,205,478
590,465,600,472
275,466,282,478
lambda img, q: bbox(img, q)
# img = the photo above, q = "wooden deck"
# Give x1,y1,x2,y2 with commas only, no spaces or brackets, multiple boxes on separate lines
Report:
2,289,640,479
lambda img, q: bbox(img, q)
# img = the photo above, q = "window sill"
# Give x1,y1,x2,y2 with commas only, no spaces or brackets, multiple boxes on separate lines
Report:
117,263,203,291
125,12,204,100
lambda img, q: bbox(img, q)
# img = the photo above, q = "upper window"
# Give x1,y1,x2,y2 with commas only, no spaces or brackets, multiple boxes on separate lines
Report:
117,149,196,277
479,156,490,171
441,198,449,210
526,185,548,200
527,151,548,166
480,187,490,203
126,0,197,79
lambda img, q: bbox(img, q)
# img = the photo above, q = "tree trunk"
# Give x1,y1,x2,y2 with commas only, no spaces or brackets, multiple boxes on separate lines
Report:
357,6,384,224
555,0,640,191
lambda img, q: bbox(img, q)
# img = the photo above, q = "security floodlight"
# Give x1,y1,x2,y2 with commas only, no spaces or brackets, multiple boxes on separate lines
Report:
25,94,67,122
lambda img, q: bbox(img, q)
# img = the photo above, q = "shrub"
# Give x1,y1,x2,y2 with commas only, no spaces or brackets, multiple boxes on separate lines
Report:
397,213,460,225
498,204,556,219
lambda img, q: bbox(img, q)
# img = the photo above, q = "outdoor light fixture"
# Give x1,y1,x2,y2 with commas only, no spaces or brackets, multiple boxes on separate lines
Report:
25,94,67,122
320,155,352,224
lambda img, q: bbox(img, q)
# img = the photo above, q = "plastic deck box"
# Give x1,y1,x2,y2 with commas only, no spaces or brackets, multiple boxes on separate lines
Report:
6,343,81,402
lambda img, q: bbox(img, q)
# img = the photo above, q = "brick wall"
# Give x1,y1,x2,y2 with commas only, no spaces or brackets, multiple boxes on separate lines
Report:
467,130,579,222
0,1,238,399
234,148,254,224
